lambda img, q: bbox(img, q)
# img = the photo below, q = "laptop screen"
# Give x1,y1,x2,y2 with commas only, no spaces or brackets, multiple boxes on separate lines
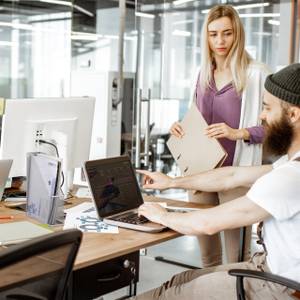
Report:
84,156,144,218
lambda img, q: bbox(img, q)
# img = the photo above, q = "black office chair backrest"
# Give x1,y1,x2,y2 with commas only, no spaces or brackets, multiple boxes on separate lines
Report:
0,229,82,300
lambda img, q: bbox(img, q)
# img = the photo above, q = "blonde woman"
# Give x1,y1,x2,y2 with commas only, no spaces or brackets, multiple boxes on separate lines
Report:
170,5,270,267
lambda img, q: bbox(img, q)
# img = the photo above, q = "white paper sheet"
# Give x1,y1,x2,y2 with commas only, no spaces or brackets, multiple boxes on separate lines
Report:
75,187,92,198
64,202,94,214
0,221,53,246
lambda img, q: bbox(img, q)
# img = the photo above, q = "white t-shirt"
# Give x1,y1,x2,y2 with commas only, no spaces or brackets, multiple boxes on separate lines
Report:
247,151,300,282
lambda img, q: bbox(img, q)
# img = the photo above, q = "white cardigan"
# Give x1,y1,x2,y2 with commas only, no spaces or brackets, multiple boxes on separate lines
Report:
190,61,271,167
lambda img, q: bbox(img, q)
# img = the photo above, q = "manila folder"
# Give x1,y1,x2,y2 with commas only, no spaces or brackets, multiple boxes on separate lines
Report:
167,103,227,176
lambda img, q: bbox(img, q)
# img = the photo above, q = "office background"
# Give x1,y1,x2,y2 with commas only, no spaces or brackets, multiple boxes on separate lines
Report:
1,1,299,105
0,1,300,163
0,1,300,298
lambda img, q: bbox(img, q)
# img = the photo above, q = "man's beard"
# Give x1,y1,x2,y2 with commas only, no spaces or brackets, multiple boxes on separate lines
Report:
263,112,294,156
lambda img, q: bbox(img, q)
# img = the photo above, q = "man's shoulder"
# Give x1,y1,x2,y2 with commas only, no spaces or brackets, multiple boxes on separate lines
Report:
248,162,300,206
254,160,297,183
273,152,300,171
264,161,300,185
272,154,288,168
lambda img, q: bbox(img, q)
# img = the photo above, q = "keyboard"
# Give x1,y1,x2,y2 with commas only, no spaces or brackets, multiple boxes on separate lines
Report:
112,212,149,225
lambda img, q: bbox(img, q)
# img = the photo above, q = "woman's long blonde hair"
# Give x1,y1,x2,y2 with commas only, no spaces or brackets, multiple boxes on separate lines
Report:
200,5,252,94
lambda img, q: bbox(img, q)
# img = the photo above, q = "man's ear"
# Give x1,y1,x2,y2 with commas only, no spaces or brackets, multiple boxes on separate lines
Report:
289,106,300,123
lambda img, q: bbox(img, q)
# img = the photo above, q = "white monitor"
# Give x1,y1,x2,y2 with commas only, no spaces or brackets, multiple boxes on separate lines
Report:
0,97,95,191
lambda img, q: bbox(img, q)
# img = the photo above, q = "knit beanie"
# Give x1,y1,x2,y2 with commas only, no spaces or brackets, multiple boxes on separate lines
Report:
264,63,300,106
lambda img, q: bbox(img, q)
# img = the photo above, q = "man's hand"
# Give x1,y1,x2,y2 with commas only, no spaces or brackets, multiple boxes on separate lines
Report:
205,123,250,141
138,203,167,224
136,169,173,190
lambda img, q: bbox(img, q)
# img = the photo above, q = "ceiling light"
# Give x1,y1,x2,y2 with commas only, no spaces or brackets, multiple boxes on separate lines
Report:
252,32,273,36
130,30,138,35
172,29,191,37
11,23,33,30
103,35,119,40
173,19,194,25
202,2,270,14
73,4,94,17
239,13,280,18
40,0,94,17
135,12,155,19
71,35,97,41
234,3,270,10
124,35,137,41
268,19,280,26
0,21,33,31
173,0,194,6
39,0,72,6
71,32,99,41
0,41,18,47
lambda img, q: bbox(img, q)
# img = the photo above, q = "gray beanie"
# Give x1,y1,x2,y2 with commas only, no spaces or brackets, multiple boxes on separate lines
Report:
264,63,300,106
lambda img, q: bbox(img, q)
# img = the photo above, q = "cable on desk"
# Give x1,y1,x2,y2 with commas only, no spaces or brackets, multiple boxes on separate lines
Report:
36,139,65,191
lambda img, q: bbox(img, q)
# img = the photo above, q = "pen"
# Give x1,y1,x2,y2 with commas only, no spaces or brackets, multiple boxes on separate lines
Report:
0,216,14,220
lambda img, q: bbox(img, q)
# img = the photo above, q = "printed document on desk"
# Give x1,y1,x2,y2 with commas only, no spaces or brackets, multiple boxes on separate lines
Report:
64,209,119,234
167,103,227,176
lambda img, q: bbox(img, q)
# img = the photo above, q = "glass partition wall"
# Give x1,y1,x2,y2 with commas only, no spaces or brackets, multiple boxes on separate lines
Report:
71,0,137,162
0,0,72,99
0,0,138,161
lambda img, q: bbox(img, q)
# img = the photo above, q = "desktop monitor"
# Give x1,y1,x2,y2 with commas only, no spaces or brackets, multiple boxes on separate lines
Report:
0,97,95,192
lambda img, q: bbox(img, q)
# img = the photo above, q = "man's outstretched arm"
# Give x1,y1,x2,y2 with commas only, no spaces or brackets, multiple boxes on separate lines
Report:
137,164,272,192
138,196,271,236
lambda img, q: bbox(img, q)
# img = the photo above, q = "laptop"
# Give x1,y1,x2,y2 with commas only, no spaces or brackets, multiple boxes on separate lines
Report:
0,159,13,200
83,156,166,233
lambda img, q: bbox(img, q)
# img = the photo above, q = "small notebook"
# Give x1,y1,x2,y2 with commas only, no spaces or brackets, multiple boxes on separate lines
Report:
0,221,53,246
167,103,227,176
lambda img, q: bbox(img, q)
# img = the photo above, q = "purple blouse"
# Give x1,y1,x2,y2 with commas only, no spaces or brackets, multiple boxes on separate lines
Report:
195,77,264,166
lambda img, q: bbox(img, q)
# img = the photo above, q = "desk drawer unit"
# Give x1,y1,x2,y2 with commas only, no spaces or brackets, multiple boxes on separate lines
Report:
71,251,140,300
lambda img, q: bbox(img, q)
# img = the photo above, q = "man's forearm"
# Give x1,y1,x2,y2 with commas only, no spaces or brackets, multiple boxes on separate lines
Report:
170,166,236,192
169,164,272,192
158,210,212,235
156,195,271,236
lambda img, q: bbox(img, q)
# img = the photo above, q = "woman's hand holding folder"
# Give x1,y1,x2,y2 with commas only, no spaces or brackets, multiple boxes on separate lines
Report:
170,122,185,138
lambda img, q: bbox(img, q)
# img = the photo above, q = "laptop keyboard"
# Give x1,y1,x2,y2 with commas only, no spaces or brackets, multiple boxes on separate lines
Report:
112,212,149,225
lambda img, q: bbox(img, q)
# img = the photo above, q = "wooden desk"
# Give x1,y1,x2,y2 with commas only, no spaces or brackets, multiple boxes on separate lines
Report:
0,196,209,299
74,196,206,269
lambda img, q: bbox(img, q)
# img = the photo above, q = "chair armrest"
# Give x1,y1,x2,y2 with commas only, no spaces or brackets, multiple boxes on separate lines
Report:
228,269,300,291
6,293,46,300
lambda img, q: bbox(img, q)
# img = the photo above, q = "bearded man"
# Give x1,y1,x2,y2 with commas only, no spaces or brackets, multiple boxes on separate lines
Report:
133,63,300,300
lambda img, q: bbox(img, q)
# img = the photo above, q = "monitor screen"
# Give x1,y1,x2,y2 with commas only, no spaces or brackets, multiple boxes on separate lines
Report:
84,157,144,218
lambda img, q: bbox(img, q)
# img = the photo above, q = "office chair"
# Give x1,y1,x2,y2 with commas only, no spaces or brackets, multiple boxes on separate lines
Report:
0,229,82,300
228,269,300,300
